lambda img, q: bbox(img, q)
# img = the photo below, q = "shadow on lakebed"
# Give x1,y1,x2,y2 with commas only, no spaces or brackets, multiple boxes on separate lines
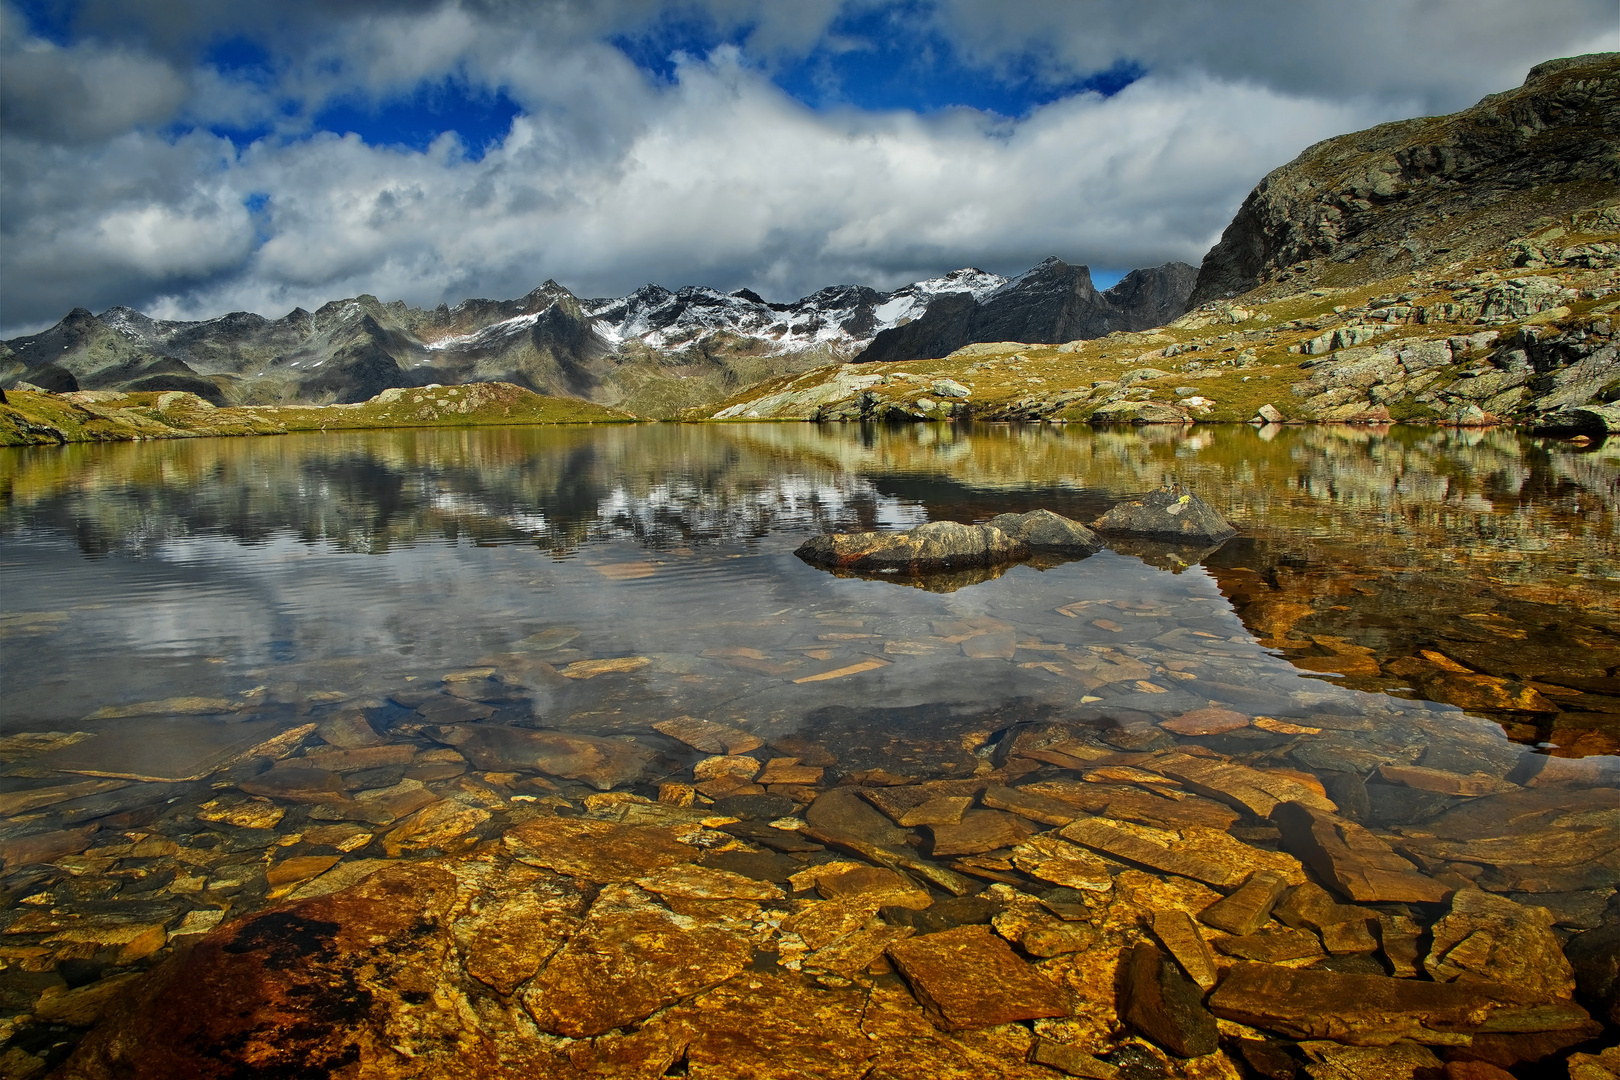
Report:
795,491,1237,590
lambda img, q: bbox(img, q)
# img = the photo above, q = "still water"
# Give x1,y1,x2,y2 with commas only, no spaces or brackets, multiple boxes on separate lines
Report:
3,422,1617,750
1,422,1617,1072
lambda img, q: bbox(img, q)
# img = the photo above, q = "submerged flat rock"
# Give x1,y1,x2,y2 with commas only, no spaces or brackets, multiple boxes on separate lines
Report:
42,718,314,783
1272,801,1450,904
524,883,753,1038
432,724,652,790
887,925,1069,1031
1209,961,1592,1046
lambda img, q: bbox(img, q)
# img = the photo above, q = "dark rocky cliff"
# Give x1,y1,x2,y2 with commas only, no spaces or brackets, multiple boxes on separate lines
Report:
854,259,1198,364
1188,52,1620,307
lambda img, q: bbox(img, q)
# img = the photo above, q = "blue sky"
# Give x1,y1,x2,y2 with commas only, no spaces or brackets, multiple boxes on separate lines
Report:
1,0,1615,333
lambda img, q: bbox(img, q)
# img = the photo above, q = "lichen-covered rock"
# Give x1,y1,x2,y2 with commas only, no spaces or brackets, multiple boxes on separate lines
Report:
1088,400,1191,425
795,520,1029,573
984,509,1102,556
1090,486,1236,543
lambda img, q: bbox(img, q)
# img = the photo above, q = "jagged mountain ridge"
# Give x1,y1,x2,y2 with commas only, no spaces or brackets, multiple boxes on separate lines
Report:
0,261,1192,415
853,258,1199,363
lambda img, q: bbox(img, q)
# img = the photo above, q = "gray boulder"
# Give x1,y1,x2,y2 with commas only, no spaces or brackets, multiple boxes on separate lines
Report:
1091,485,1237,543
795,520,1028,573
1534,403,1620,434
985,509,1102,556
1089,400,1191,425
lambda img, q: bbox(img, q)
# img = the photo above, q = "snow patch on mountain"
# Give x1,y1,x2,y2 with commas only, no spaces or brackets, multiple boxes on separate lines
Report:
582,267,1007,354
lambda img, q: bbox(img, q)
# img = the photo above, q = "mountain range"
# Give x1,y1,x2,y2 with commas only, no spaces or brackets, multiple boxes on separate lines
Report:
0,259,1195,417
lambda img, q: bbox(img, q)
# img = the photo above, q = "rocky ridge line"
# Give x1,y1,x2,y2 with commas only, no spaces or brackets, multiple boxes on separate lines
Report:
0,258,1194,419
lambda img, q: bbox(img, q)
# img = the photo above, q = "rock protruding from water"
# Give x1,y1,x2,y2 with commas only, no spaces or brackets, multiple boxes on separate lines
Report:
796,511,1108,579
984,509,1103,556
1090,486,1237,543
796,520,1029,573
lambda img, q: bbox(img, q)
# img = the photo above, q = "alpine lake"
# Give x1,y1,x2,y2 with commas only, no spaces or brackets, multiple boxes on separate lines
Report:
2,421,1617,1079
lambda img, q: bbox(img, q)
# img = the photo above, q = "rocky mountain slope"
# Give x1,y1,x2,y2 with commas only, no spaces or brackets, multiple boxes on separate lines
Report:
853,259,1197,364
700,54,1620,432
0,262,1190,418
1188,52,1620,307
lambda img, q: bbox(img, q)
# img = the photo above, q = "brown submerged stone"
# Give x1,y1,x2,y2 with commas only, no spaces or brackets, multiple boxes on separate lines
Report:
1060,817,1302,891
1144,752,1336,818
1424,889,1576,1003
1209,962,1593,1046
1214,928,1324,964
434,724,653,789
523,883,753,1037
1149,910,1219,991
1272,800,1450,904
1197,869,1291,936
61,863,489,1078
504,816,699,881
1390,787,1620,894
652,715,764,755
928,809,1038,857
887,925,1069,1031
1119,941,1218,1058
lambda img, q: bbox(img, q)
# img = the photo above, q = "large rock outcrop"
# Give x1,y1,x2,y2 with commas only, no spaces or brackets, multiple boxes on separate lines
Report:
1188,53,1620,306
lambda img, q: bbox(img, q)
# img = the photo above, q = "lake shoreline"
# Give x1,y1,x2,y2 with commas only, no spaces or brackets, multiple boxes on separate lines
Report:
0,387,1592,449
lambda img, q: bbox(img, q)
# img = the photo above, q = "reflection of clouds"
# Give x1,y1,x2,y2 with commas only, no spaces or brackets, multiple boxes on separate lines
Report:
596,475,918,547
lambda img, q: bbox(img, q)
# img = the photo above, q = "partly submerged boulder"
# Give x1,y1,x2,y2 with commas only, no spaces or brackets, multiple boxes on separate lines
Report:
1091,485,1237,543
795,520,1029,573
985,509,1103,557
1533,403,1620,434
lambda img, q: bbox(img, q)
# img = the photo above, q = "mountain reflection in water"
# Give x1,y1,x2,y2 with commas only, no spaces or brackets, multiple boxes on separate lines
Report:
3,422,1616,755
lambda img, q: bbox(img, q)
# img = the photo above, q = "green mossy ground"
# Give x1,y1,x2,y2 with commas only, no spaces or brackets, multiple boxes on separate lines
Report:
0,382,639,447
